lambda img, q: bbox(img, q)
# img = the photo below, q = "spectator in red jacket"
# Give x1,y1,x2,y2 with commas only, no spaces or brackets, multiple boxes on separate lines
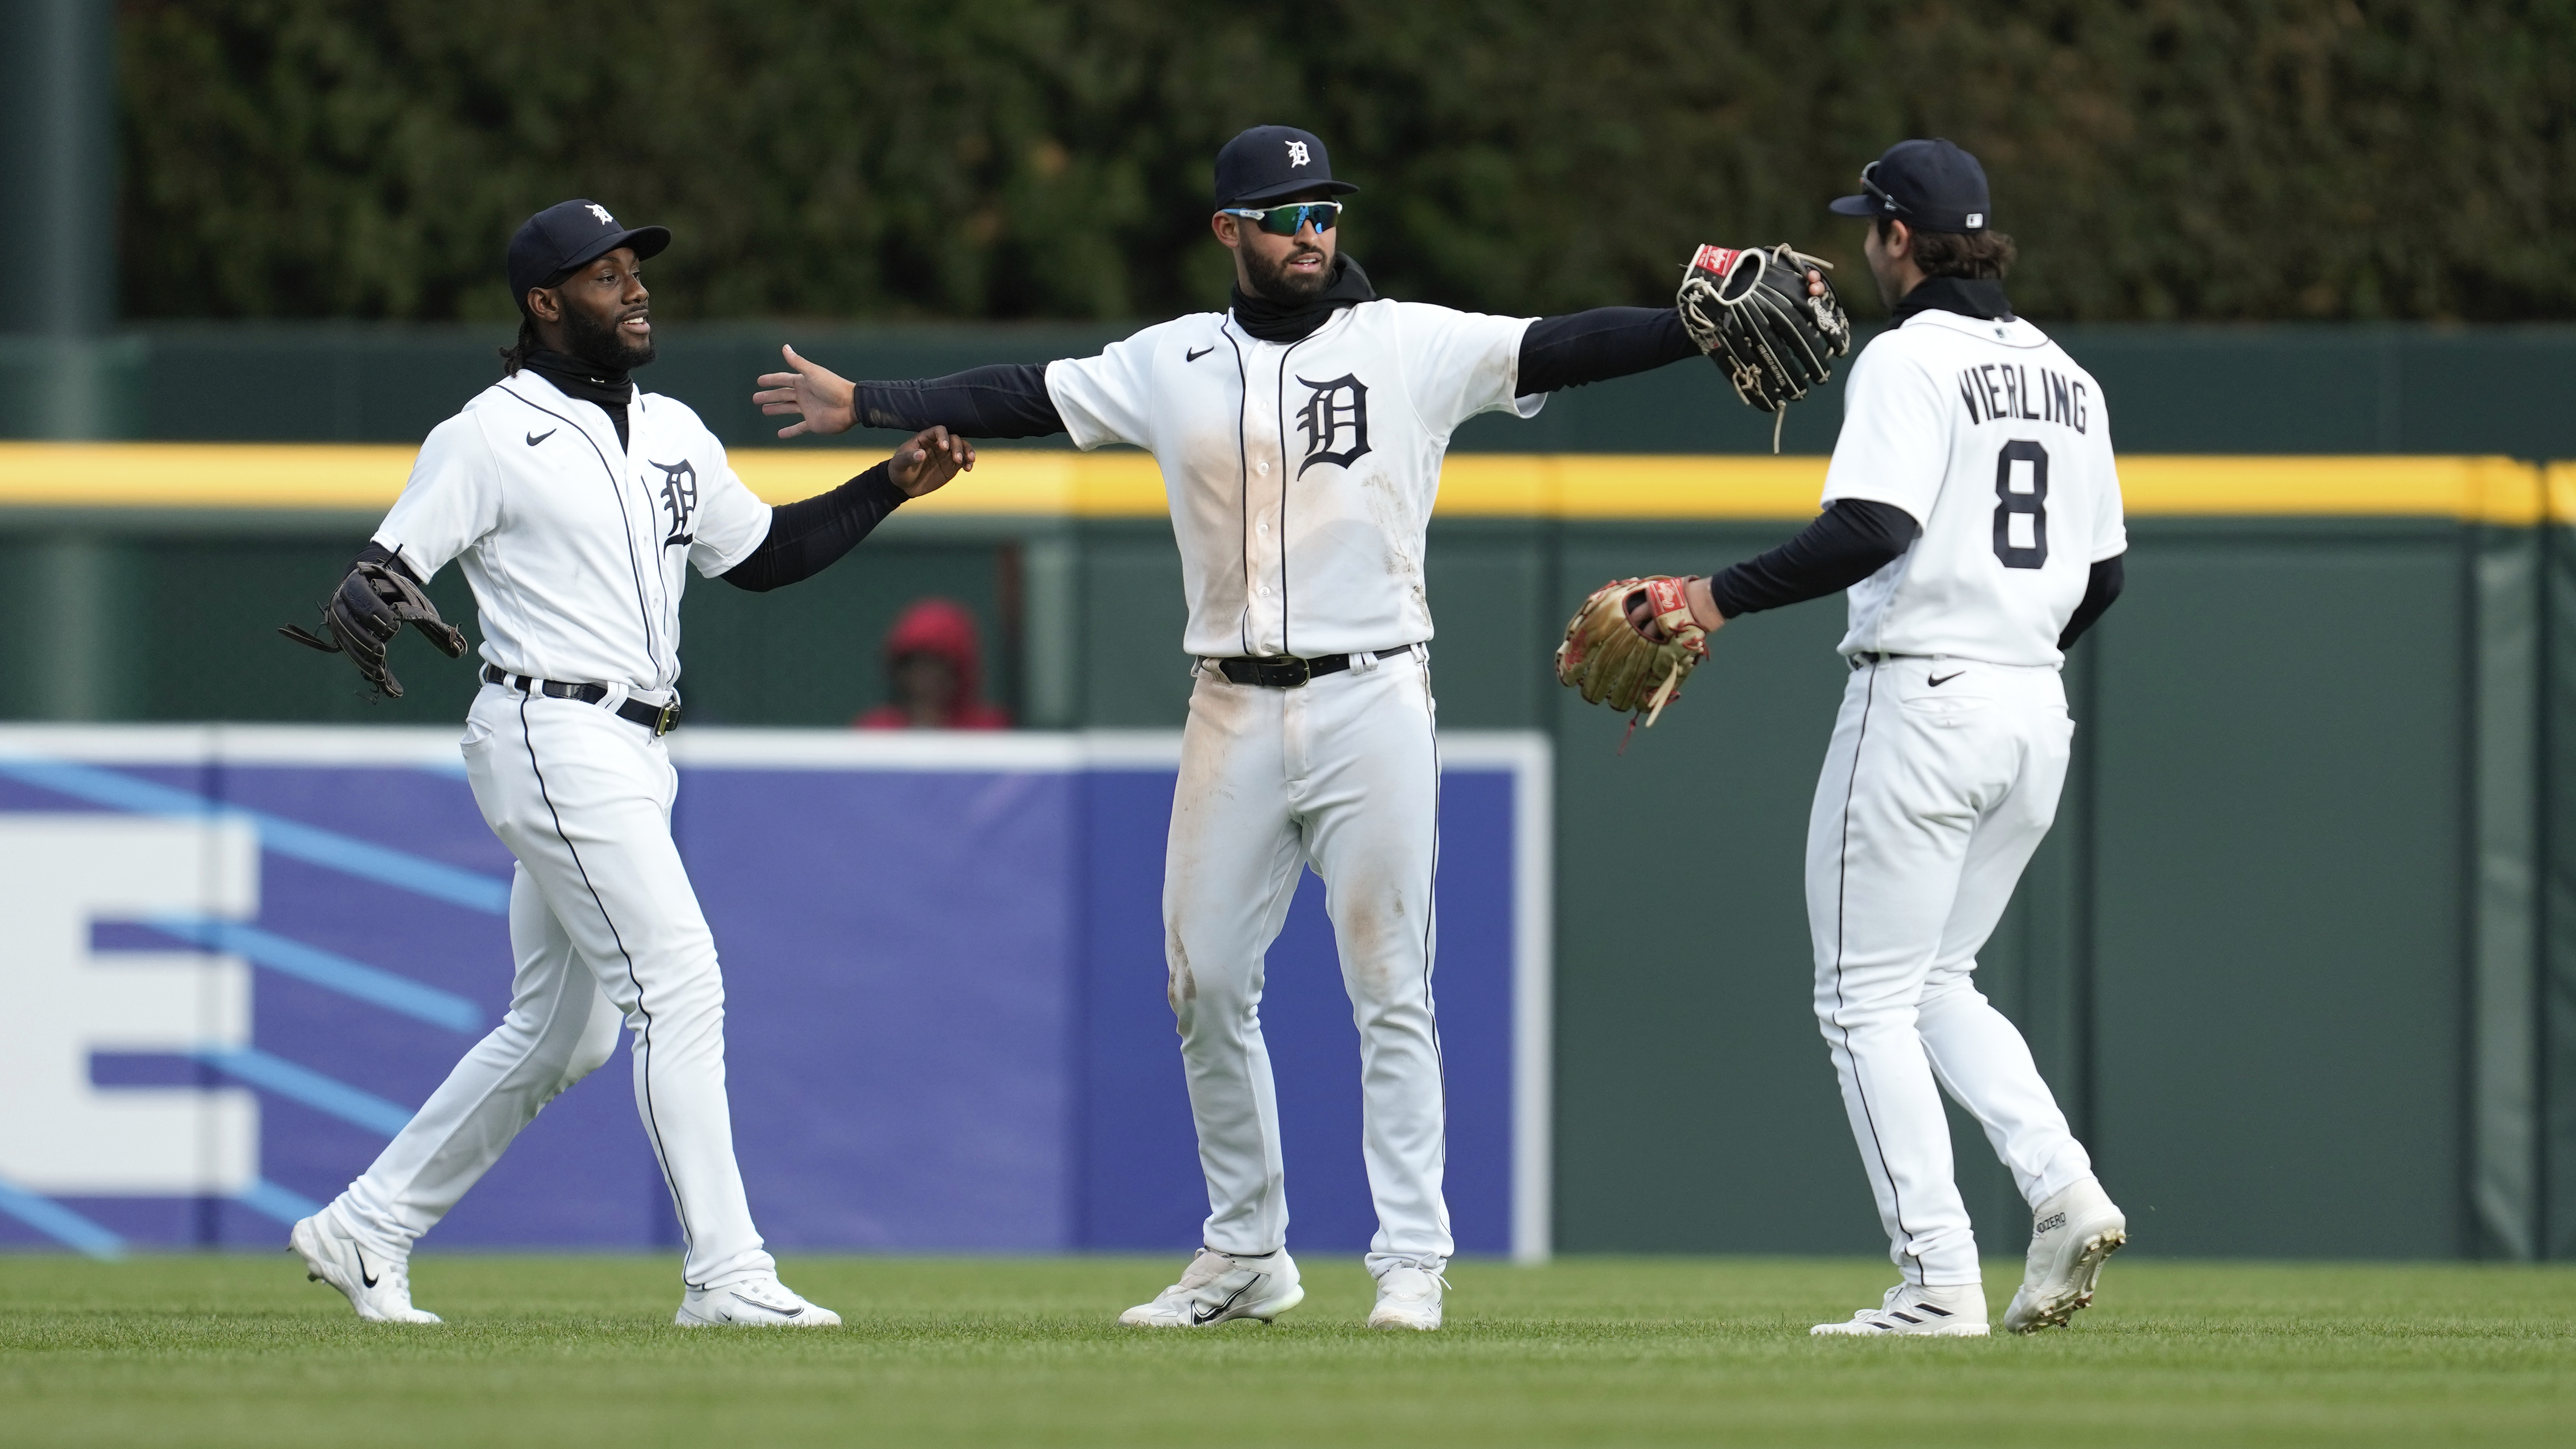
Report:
854,596,1012,730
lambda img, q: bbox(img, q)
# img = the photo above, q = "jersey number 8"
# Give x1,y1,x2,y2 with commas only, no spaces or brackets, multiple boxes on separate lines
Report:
1992,440,2049,569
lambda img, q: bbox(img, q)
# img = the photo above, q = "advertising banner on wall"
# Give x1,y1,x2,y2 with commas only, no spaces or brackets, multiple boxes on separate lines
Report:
0,727,1549,1261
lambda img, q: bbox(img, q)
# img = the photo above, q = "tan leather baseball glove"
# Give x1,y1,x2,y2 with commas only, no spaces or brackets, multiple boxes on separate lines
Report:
1554,575,1708,729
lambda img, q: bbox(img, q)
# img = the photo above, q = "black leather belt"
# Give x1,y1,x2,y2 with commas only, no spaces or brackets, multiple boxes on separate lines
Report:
483,664,682,735
1210,647,1416,689
1848,651,1915,671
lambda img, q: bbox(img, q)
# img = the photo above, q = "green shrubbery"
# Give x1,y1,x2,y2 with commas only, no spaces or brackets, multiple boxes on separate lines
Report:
118,1,2576,323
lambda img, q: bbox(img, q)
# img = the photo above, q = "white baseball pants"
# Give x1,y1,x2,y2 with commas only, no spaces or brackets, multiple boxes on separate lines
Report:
333,684,774,1289
1807,655,2097,1287
1164,647,1450,1276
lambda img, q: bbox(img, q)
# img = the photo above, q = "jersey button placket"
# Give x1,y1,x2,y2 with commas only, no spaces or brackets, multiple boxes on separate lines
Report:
1244,378,1286,655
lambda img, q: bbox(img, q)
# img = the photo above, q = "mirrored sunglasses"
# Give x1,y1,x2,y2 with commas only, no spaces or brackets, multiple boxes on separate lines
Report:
1219,201,1344,236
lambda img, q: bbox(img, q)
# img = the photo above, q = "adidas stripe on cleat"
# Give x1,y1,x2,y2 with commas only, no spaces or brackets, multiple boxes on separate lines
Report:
1811,1281,1990,1337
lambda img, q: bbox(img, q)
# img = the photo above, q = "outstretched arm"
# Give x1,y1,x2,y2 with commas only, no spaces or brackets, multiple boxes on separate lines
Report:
1517,308,1697,395
722,427,975,593
1626,498,1920,637
755,345,1065,440
1518,269,1826,396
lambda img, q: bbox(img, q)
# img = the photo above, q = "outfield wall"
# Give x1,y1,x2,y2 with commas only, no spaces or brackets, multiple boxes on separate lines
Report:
0,726,1549,1261
0,445,2565,1261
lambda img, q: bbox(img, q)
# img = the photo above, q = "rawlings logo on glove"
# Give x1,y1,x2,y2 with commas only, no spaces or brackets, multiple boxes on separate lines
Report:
1555,575,1708,740
1678,242,1853,451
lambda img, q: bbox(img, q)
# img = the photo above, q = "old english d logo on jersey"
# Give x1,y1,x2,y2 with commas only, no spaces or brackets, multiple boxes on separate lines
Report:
1295,374,1370,475
653,459,698,546
1042,295,1538,658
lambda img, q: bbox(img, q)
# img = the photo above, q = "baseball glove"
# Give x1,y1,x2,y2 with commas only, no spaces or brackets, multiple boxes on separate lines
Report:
1677,243,1854,451
1554,575,1708,731
279,555,468,700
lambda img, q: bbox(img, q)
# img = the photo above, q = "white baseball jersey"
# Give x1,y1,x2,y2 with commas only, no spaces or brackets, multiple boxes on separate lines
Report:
1820,310,2125,666
1046,301,1540,658
1800,302,2117,1294
372,372,774,698
330,368,792,1299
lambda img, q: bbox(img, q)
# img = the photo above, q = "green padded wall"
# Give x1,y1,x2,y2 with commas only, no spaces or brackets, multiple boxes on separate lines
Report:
0,506,2513,1260
26,320,2574,459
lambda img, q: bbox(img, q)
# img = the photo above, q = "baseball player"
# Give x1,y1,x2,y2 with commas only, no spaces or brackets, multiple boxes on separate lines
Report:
281,199,973,1325
753,126,1804,1330
1637,140,2130,1335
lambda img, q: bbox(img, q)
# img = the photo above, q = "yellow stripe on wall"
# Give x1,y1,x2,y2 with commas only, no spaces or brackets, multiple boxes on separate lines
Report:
0,442,2551,524
2549,463,2576,523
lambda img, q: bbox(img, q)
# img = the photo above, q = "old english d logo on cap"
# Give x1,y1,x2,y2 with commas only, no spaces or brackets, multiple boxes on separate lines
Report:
507,199,672,302
1213,125,1361,208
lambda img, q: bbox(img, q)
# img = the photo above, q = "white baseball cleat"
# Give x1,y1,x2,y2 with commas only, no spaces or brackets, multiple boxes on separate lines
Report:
675,1274,842,1327
288,1206,440,1324
1366,1262,1449,1331
1118,1247,1304,1327
2003,1176,2127,1334
1810,1281,1989,1336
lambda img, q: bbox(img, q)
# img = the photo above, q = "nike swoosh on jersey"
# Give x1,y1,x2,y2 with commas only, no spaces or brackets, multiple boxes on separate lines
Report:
526,428,556,446
1928,671,1965,687
1186,346,1215,362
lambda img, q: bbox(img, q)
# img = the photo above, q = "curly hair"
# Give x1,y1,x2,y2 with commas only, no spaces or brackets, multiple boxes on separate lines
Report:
1877,217,2017,280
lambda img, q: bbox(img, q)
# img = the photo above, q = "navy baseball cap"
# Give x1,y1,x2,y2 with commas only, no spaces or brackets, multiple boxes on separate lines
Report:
506,199,670,307
1829,139,1991,233
1213,126,1359,208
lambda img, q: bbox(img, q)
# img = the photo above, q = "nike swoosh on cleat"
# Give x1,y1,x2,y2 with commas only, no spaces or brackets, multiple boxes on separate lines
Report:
354,1245,379,1289
1928,671,1964,687
1186,346,1215,362
731,1291,801,1319
1191,1277,1257,1325
526,429,556,446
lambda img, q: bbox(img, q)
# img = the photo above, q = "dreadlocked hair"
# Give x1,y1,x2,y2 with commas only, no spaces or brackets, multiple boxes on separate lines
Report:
498,315,539,376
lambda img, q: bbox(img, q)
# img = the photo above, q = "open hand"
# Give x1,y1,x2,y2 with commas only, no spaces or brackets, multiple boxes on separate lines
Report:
889,426,975,498
755,344,857,439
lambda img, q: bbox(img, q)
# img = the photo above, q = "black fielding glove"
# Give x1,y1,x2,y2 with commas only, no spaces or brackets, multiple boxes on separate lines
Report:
1677,243,1855,451
280,551,467,699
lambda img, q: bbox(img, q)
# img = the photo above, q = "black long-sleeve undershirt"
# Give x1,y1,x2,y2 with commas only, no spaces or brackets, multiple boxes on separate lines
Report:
856,365,1063,438
1704,499,2126,652
348,539,421,582
2058,554,2125,650
720,461,909,592
1516,307,1700,396
1706,499,1921,619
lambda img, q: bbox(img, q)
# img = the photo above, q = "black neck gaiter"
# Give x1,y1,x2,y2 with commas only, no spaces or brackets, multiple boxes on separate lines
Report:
1230,254,1377,344
1891,275,2014,323
521,349,634,448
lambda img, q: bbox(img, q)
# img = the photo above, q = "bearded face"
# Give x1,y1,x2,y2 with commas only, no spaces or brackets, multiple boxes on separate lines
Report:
1239,230,1334,302
560,287,656,370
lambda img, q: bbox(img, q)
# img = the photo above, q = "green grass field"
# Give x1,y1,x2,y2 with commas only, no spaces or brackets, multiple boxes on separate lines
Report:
3,1253,2571,1447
